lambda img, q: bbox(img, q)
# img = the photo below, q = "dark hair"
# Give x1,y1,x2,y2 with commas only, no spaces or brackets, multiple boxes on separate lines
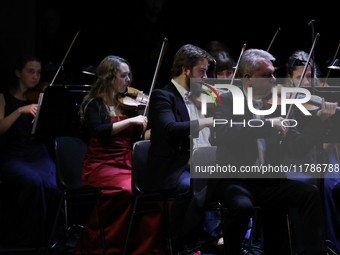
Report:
170,44,213,78
286,50,320,78
10,54,41,90
207,51,234,78
284,50,321,87
205,40,229,53
15,54,41,72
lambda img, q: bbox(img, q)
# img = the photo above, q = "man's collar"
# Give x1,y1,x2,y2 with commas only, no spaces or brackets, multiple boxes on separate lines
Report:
171,79,189,101
243,87,263,110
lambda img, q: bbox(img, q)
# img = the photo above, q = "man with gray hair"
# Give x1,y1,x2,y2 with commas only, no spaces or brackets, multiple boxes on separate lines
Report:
211,48,337,254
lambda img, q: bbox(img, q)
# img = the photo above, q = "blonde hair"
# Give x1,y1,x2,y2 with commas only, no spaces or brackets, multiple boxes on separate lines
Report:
80,55,132,120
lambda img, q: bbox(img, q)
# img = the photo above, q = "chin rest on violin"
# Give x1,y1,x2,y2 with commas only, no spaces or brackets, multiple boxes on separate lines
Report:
118,87,148,111
26,81,50,103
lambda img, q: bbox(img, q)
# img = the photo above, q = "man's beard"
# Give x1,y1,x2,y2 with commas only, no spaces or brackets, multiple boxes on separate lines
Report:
186,74,203,98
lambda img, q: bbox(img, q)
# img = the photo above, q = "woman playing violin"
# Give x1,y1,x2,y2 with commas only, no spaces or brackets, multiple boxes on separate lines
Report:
74,55,163,254
286,50,320,87
283,50,340,253
207,51,235,79
205,40,235,79
0,54,60,247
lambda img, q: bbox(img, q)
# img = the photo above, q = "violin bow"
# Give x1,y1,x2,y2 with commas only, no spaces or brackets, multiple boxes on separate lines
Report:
278,33,320,144
266,27,281,52
51,28,81,86
230,44,247,86
285,33,320,120
32,29,81,134
143,37,168,117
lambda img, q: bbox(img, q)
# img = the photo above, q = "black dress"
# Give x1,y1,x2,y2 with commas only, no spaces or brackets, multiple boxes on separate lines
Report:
0,91,60,246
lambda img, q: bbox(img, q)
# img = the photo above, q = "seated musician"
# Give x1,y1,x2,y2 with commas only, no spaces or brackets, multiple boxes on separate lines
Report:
0,54,60,247
145,44,214,251
211,49,337,254
73,55,163,254
206,49,234,79
285,50,340,253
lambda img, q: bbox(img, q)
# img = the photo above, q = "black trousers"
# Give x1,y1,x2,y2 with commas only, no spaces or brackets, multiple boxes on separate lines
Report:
214,179,327,255
332,181,340,214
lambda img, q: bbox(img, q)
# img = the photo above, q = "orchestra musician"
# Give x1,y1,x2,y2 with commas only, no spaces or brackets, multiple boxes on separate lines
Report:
145,44,214,251
0,54,60,247
183,49,337,255
286,50,321,87
206,50,235,79
73,55,163,254
284,50,340,253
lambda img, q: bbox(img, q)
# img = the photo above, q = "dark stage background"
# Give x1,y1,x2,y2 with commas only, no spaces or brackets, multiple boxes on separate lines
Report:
1,0,340,93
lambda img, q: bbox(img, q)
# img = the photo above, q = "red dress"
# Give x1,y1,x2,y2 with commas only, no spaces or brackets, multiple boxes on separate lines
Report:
74,116,164,254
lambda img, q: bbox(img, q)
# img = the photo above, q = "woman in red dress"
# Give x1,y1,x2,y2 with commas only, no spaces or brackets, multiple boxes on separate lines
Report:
74,55,163,254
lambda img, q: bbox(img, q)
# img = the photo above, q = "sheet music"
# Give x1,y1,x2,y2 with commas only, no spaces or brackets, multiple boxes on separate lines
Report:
31,93,44,135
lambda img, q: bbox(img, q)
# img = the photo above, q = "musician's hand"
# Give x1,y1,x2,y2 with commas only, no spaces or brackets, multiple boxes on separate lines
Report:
198,117,213,130
19,104,38,117
316,98,338,121
130,115,148,131
269,117,289,137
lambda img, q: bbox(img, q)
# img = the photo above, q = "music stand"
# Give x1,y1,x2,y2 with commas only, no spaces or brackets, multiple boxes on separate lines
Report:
31,85,75,142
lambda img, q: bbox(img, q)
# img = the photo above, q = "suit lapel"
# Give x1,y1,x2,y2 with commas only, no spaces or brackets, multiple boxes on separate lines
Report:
167,82,190,122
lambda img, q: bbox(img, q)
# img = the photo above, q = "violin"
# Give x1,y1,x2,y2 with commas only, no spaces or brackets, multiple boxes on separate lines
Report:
26,81,50,103
118,38,167,115
264,86,340,115
117,87,148,110
302,94,340,113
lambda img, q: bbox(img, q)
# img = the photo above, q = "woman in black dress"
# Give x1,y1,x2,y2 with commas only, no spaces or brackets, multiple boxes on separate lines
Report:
0,54,60,247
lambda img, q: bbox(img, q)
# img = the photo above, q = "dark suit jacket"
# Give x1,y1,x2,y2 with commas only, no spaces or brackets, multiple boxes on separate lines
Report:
215,90,332,178
145,82,199,192
180,89,332,239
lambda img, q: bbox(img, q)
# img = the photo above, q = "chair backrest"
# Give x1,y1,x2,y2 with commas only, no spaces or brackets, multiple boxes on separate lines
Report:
131,140,151,195
191,146,217,195
192,146,217,167
55,136,88,190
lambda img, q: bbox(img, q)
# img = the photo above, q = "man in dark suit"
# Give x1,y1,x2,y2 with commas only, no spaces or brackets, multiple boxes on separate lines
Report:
146,44,213,247
212,49,337,254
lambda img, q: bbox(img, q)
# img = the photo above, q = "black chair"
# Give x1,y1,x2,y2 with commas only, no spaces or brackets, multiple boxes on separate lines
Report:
189,146,293,255
123,140,173,255
46,136,106,255
0,177,48,254
189,146,227,255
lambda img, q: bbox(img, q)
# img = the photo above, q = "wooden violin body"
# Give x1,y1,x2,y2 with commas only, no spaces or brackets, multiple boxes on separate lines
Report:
118,87,148,110
264,85,340,114
26,81,50,103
